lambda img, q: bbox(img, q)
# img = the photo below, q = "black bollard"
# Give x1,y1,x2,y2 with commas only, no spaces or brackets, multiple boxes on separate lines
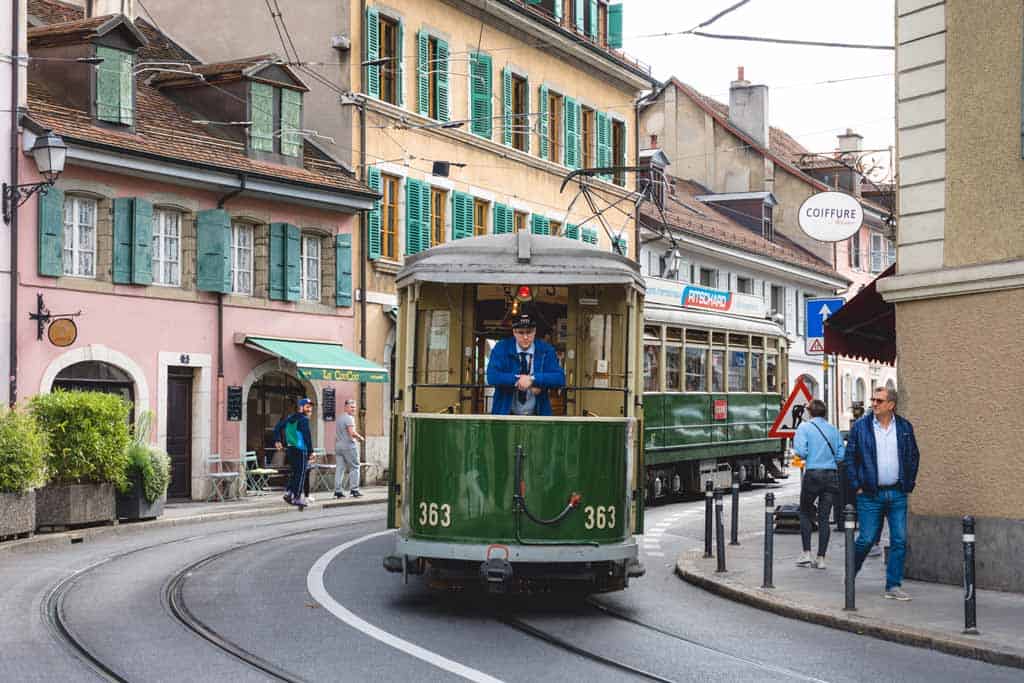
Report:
730,470,740,546
704,480,714,558
762,492,775,588
843,504,857,611
714,491,726,573
963,516,979,635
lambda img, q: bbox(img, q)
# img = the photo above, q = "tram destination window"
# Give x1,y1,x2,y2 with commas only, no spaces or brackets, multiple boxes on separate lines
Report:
665,346,681,391
685,347,707,391
711,349,725,392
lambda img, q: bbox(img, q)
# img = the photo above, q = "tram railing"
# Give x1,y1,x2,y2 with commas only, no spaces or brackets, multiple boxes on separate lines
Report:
409,383,630,416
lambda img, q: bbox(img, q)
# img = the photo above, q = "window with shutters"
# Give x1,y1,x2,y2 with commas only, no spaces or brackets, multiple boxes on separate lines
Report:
63,196,97,278
95,46,133,125
546,91,562,163
699,267,718,288
382,174,399,259
581,107,595,168
231,222,254,295
152,209,181,286
431,188,447,246
511,74,528,151
611,119,626,186
379,16,400,105
549,220,562,237
762,202,774,242
469,53,492,139
849,230,862,269
870,232,885,272
513,211,528,233
598,1,608,46
419,33,449,122
473,198,489,236
249,82,304,158
582,226,598,245
736,276,753,294
886,237,896,267
301,234,321,301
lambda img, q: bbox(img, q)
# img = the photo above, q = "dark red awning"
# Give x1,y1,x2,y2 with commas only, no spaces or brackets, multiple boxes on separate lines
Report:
824,264,896,365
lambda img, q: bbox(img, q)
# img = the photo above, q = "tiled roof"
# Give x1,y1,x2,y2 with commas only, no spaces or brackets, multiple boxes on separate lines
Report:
26,15,120,45
27,0,83,25
148,54,309,91
25,7,371,198
641,176,845,281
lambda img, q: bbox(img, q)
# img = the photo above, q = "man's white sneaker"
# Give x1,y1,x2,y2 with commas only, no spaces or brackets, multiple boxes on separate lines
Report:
796,552,814,567
884,587,912,601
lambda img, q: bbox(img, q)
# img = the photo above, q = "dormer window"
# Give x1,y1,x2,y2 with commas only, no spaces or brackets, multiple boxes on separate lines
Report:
96,46,133,125
249,81,303,158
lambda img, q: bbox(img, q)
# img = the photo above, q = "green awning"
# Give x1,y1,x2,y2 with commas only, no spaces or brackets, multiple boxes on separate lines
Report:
245,336,389,383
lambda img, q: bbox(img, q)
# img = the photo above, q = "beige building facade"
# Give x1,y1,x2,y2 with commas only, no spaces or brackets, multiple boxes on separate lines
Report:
880,0,1024,590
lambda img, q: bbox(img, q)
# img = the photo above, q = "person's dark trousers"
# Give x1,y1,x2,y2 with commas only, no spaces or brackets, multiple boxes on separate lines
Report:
285,447,307,498
799,468,840,556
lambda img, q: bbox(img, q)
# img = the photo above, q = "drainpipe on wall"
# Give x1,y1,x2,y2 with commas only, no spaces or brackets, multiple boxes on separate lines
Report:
358,91,368,465
215,175,246,457
8,0,19,407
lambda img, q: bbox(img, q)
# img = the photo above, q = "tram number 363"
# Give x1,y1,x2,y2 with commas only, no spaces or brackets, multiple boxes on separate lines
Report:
418,501,452,528
583,505,616,530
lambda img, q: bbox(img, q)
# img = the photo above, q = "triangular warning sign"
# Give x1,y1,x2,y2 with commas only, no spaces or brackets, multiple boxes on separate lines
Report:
808,338,824,353
769,377,814,439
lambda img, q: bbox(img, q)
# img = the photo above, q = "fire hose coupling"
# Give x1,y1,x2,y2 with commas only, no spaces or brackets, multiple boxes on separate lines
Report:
568,493,582,508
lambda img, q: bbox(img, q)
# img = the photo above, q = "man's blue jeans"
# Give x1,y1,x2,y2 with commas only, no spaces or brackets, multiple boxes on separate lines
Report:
854,488,908,590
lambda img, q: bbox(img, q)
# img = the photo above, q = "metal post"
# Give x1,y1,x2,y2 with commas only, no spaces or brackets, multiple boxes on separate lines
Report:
714,491,726,573
704,480,714,558
730,470,740,546
844,504,857,611
762,492,775,588
963,515,979,634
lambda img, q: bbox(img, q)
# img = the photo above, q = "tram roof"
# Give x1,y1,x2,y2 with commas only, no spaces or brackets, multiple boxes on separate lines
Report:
396,232,646,290
644,303,788,339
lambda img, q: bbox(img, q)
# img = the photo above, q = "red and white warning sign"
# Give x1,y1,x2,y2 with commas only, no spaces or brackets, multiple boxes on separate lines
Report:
768,377,814,438
806,338,825,354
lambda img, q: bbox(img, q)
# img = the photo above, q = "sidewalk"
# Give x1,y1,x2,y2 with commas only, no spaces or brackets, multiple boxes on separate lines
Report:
677,523,1024,669
0,486,387,555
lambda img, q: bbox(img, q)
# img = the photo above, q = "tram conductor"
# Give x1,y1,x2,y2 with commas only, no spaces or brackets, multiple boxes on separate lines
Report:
487,313,565,416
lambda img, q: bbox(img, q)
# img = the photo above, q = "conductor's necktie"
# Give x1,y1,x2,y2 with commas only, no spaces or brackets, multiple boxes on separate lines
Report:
518,352,530,403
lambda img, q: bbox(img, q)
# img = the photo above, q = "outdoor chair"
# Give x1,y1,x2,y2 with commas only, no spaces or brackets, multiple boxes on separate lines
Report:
241,450,278,496
202,453,241,502
307,448,337,493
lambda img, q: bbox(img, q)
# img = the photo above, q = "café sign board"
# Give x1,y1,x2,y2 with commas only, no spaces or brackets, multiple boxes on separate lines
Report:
798,191,863,242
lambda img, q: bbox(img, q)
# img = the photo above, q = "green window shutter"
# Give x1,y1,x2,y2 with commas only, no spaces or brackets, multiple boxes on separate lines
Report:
280,89,303,157
553,0,562,21
131,198,153,285
608,3,623,49
613,235,627,256
582,227,598,245
416,31,429,117
565,223,579,240
436,39,449,122
406,179,424,255
564,97,578,169
470,53,492,139
575,0,585,31
336,234,353,307
493,203,512,235
286,224,301,301
364,8,380,98
268,222,287,299
419,182,432,249
530,214,549,235
524,78,531,153
112,198,133,284
250,82,274,152
366,167,382,260
615,120,627,186
119,50,133,124
502,67,513,146
451,192,473,240
596,111,612,180
96,46,122,123
588,0,598,39
537,84,549,160
37,187,64,277
196,209,231,293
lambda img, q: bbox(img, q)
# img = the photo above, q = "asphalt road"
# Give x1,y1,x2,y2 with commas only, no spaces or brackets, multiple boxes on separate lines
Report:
0,480,1019,682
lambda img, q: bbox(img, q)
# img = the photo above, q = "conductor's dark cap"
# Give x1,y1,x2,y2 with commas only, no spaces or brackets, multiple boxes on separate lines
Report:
511,314,536,330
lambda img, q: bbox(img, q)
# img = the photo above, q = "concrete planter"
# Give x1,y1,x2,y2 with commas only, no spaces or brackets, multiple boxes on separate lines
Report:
116,473,166,521
36,483,116,529
0,490,36,539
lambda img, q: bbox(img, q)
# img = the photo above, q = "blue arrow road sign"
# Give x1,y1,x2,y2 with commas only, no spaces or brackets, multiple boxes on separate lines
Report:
805,297,846,339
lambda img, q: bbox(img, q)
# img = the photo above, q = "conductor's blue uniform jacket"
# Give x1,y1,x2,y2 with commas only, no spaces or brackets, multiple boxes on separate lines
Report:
486,337,565,416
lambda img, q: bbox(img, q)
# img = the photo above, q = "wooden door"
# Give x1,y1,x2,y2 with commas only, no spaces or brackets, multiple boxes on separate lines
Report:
166,369,193,499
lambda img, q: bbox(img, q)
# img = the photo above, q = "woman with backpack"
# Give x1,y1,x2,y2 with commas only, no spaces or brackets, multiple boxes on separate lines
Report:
273,398,314,508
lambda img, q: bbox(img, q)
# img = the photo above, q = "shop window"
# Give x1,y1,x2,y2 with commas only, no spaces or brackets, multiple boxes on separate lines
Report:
63,196,97,278
152,209,181,287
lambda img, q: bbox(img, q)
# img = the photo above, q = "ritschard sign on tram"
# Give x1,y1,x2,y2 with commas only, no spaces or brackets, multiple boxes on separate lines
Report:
769,376,814,439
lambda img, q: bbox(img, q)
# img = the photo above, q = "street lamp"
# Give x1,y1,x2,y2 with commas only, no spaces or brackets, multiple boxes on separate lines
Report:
3,130,67,224
663,247,682,278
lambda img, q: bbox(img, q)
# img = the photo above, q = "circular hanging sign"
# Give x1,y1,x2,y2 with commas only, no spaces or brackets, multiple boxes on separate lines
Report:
798,191,864,242
47,318,78,347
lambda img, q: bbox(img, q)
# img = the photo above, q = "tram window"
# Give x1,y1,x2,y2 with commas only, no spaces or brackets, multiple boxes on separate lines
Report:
643,344,660,391
729,350,748,392
750,352,764,392
685,347,707,391
711,350,725,392
665,346,681,391
666,327,682,342
644,325,661,340
766,353,779,392
712,332,726,345
585,313,616,388
424,310,450,383
729,333,749,347
751,336,764,348
685,329,709,344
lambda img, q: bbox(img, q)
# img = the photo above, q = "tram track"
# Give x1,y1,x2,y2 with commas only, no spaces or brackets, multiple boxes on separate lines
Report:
42,510,383,683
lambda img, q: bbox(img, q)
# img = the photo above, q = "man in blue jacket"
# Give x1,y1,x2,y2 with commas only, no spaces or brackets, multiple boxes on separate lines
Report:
273,398,314,508
487,313,565,416
845,386,921,601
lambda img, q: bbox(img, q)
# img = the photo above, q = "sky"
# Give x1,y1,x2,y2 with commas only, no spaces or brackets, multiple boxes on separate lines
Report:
623,0,895,173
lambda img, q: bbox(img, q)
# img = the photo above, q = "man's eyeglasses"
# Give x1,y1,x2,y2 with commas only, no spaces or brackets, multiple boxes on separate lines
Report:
870,398,889,404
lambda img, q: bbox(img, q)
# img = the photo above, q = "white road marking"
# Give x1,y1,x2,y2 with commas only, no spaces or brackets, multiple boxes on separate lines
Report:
308,530,504,683
644,551,666,557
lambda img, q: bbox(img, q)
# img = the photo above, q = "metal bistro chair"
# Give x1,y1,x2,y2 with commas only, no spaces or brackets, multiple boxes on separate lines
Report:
203,453,241,502
241,450,278,496
307,448,337,493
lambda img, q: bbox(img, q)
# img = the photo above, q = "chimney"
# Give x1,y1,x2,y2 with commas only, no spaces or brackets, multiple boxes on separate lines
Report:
90,0,135,18
728,66,769,149
837,128,863,153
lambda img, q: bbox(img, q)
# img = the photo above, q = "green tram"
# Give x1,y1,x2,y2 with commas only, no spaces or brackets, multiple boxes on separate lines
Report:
383,232,647,593
641,279,789,503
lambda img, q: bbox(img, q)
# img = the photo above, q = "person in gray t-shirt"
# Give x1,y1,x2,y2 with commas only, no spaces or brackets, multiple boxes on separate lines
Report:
334,399,365,498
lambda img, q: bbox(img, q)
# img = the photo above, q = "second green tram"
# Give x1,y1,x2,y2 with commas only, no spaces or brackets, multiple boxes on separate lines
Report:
641,282,788,503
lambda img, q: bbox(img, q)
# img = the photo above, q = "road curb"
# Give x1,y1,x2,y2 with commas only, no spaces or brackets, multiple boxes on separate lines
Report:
0,497,385,556
675,553,1024,670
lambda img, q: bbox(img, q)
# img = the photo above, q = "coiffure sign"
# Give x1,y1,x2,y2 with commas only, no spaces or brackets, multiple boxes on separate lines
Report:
645,277,765,318
798,191,863,242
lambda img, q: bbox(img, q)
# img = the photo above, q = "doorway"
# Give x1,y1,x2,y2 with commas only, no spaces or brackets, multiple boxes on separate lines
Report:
166,367,193,499
247,371,307,468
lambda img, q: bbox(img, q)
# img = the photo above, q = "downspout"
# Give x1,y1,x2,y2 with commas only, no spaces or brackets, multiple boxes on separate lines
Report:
359,0,369,456
214,174,246,458
8,0,19,406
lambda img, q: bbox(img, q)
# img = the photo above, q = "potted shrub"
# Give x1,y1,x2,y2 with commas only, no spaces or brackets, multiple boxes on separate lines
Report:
0,407,48,539
31,390,130,529
117,443,171,521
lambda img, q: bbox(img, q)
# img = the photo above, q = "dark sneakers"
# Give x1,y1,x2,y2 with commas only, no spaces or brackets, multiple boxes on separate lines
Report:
350,490,363,498
334,492,346,499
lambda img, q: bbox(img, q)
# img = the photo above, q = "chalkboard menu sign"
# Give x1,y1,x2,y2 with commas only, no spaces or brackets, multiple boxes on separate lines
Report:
226,385,243,421
322,387,336,422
